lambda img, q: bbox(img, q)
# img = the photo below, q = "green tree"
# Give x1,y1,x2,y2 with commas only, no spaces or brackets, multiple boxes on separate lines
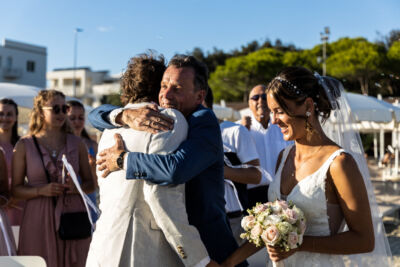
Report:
101,93,122,106
209,48,283,102
327,37,385,95
283,46,321,71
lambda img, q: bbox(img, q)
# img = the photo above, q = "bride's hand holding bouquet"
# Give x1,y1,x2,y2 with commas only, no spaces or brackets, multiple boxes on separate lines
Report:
240,200,306,266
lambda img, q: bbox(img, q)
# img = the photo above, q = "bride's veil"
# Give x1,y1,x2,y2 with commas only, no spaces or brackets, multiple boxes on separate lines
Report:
320,75,392,266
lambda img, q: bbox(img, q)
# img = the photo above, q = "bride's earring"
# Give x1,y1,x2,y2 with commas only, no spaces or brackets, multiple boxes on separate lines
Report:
305,111,314,141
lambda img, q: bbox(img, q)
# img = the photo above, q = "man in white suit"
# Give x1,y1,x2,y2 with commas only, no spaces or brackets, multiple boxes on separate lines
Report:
86,54,215,267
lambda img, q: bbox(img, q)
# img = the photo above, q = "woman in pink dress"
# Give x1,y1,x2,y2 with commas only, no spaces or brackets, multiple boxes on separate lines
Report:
12,90,95,267
0,149,16,255
66,100,99,223
0,98,24,227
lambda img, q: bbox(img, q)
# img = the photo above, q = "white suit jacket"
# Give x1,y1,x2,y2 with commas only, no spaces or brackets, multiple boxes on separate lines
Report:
86,103,208,267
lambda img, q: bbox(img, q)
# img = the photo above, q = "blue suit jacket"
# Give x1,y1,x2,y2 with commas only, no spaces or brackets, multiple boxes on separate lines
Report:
89,104,247,266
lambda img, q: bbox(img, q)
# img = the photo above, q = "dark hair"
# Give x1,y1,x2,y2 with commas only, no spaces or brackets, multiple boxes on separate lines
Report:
120,53,166,105
66,100,91,140
0,98,20,146
204,87,214,109
168,54,209,94
266,66,340,123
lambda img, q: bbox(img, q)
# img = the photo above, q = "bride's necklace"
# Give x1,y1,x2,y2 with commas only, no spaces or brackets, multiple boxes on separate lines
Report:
291,146,323,177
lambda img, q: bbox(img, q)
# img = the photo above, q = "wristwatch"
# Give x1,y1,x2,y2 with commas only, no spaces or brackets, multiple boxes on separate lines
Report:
116,151,127,169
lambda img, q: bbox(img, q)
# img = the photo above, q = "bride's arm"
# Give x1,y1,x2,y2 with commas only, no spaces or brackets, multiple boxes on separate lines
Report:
269,152,374,262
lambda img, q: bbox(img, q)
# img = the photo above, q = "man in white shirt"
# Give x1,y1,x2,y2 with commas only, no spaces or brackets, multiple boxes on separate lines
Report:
203,89,260,244
241,85,292,208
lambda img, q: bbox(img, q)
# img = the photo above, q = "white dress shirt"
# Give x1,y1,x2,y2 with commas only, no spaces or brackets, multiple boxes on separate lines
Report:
241,114,292,189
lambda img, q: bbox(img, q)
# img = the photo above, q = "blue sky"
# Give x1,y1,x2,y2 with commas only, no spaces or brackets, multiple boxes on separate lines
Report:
1,0,399,75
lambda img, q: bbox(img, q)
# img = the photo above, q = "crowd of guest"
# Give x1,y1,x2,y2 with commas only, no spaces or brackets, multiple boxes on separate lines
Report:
0,52,382,267
0,91,99,266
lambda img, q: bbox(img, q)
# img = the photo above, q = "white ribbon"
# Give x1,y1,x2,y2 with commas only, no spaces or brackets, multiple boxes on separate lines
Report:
61,155,100,230
0,208,14,256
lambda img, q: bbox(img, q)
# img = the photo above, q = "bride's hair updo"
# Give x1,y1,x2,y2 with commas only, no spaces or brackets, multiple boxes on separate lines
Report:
266,66,341,123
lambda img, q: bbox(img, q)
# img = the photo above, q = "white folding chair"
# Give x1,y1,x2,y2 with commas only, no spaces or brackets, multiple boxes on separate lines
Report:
0,256,46,267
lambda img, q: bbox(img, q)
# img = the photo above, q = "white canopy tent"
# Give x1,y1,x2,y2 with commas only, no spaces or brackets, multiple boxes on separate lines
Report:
213,104,241,121
239,92,400,172
0,83,94,135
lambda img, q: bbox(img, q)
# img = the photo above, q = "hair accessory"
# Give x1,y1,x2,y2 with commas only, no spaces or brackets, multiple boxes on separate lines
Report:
305,111,311,117
274,76,305,96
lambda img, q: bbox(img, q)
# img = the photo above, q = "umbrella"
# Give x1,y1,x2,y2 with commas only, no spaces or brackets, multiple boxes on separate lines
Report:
0,82,41,108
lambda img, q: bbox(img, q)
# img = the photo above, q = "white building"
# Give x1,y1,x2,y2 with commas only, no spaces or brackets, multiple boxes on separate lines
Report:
47,68,120,105
0,39,47,88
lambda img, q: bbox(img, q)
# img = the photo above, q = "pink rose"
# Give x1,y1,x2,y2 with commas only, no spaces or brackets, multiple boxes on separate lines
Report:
288,231,299,249
261,225,280,245
241,215,255,231
284,209,298,224
250,224,263,240
254,203,267,214
277,200,288,210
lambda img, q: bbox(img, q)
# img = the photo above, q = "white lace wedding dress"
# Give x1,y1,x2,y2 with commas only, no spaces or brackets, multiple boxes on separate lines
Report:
268,145,347,267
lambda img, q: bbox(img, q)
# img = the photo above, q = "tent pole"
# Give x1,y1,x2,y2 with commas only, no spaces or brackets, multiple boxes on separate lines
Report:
373,132,378,160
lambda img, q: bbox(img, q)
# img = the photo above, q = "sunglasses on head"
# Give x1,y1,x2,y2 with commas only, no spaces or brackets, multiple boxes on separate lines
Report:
42,104,68,114
250,93,267,101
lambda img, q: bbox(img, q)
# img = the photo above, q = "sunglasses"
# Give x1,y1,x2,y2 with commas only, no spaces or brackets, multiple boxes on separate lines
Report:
42,104,68,114
250,93,267,101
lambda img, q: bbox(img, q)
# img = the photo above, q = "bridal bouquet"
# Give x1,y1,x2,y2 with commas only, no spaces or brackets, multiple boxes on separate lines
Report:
240,200,306,252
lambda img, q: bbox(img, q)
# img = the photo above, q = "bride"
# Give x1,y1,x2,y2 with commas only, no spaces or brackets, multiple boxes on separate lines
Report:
222,66,391,266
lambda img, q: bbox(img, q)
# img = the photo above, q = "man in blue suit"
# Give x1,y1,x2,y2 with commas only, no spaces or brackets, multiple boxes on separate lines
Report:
91,55,247,267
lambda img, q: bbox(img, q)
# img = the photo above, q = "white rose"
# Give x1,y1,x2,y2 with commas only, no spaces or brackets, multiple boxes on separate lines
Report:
261,226,281,245
241,215,256,231
250,224,263,240
254,203,268,214
288,231,299,249
284,208,298,224
267,214,282,224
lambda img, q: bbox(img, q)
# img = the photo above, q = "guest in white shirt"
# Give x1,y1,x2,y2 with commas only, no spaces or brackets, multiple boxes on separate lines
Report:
203,89,261,245
240,85,292,208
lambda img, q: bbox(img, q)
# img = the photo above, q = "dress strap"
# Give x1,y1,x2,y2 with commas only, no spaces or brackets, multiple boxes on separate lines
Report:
276,144,294,175
318,148,346,178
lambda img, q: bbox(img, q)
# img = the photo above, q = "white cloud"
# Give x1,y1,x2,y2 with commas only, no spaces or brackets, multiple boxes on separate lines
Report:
97,26,113,32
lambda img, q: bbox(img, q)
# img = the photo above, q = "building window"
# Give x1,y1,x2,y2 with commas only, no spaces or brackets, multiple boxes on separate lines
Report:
6,57,12,69
27,61,35,72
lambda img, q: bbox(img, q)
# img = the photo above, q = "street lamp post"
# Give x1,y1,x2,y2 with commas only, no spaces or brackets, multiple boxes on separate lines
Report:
73,28,83,97
320,27,330,76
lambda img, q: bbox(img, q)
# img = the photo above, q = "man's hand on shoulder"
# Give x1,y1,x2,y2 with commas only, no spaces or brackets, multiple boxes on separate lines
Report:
117,104,174,134
97,133,126,178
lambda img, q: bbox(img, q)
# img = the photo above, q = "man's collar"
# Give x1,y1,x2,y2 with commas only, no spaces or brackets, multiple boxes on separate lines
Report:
250,113,270,130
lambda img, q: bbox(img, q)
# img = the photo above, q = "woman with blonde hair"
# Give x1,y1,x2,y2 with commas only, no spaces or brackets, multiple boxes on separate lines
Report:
12,90,94,266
